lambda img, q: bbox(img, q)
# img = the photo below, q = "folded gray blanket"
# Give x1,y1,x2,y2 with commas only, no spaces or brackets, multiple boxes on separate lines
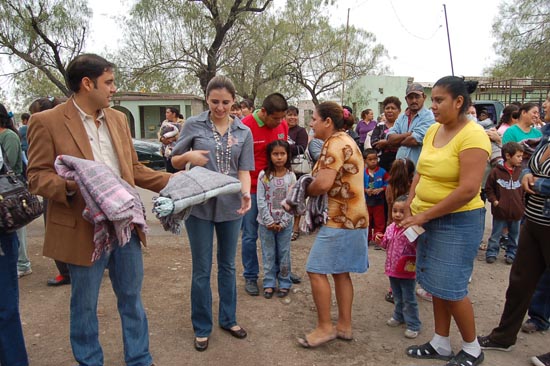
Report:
282,174,327,234
54,155,147,262
282,174,313,216
153,166,242,234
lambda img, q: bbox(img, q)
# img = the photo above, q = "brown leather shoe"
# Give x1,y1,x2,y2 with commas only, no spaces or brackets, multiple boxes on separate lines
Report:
221,326,247,339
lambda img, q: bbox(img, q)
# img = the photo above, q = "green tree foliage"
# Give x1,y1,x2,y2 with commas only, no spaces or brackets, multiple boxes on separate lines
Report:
279,0,387,105
117,0,272,97
487,0,550,78
12,68,61,111
0,0,90,98
120,0,387,105
225,0,388,105
222,9,299,102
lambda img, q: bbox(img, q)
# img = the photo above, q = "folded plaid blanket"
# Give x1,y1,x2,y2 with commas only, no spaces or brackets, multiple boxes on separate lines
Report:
152,166,242,234
282,174,313,216
282,174,327,234
54,155,147,261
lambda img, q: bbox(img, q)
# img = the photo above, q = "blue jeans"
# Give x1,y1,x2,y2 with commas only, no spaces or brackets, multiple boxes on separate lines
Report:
527,269,550,331
486,218,520,259
67,232,151,366
259,223,293,289
16,226,31,272
389,277,421,331
185,215,242,337
241,194,259,281
0,232,28,366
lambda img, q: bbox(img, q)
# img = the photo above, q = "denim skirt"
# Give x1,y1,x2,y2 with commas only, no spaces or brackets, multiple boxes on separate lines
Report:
306,226,369,274
416,208,485,301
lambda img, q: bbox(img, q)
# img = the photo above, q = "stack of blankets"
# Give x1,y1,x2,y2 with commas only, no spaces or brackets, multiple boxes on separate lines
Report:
54,155,146,262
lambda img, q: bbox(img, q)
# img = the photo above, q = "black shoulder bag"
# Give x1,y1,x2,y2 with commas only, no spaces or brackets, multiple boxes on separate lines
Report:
0,147,43,232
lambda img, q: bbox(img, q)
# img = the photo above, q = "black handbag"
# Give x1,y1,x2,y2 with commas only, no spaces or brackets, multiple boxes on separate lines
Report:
0,149,43,232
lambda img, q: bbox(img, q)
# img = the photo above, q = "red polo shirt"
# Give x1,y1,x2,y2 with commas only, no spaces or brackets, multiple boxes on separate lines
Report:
242,111,288,193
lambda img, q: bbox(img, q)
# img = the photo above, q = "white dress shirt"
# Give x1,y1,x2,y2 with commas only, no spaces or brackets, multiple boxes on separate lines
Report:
73,100,122,177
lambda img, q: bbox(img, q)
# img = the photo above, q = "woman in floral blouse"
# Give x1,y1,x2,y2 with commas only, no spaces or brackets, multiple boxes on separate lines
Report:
297,101,369,348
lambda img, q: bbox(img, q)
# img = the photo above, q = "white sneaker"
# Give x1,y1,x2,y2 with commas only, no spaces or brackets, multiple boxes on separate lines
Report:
386,317,402,327
404,329,419,339
17,268,32,278
416,288,433,302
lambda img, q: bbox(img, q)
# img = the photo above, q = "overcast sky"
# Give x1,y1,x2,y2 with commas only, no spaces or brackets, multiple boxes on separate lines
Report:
1,0,503,108
331,0,502,82
89,0,502,83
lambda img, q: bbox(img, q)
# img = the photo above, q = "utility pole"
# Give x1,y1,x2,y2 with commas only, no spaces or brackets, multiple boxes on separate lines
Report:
341,7,350,105
443,4,454,76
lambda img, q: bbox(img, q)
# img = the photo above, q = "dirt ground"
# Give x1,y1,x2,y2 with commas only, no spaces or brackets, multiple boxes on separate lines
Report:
19,189,548,366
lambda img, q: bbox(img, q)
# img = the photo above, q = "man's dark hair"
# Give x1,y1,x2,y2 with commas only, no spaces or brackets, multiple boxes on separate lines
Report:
262,93,288,115
66,54,115,93
21,113,30,121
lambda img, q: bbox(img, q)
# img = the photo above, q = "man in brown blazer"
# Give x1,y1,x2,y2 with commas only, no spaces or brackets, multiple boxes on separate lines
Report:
27,54,169,366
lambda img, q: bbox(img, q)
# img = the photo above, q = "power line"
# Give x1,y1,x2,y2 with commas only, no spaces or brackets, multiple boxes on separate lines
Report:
352,0,370,9
388,0,443,41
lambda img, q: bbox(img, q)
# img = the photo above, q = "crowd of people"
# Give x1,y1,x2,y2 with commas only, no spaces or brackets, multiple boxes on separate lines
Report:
0,52,549,366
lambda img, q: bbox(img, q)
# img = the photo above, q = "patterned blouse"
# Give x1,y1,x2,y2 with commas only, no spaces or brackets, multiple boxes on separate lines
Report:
256,169,296,228
312,132,368,230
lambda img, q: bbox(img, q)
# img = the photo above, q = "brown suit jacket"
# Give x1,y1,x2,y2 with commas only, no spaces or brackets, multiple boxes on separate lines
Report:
27,97,170,266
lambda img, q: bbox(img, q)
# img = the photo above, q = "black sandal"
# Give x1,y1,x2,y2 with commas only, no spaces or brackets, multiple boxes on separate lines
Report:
406,342,454,361
263,288,274,299
291,232,300,241
445,350,484,366
277,288,289,298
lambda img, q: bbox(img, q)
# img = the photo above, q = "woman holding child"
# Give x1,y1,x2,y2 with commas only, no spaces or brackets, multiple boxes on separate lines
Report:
297,101,368,348
401,76,491,366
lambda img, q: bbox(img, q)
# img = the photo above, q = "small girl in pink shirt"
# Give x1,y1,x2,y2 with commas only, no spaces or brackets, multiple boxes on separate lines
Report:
379,194,421,339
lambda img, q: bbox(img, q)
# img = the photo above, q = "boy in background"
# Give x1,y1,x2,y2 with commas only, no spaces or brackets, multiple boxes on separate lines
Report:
364,148,389,245
484,142,524,264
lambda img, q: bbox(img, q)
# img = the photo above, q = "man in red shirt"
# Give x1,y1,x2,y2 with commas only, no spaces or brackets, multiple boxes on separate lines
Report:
241,93,288,296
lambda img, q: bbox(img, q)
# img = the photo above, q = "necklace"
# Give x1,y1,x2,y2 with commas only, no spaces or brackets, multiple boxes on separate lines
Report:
210,116,232,175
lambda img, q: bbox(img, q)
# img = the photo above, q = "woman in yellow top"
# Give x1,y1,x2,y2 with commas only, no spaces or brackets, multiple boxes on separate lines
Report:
297,102,369,348
402,76,491,366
